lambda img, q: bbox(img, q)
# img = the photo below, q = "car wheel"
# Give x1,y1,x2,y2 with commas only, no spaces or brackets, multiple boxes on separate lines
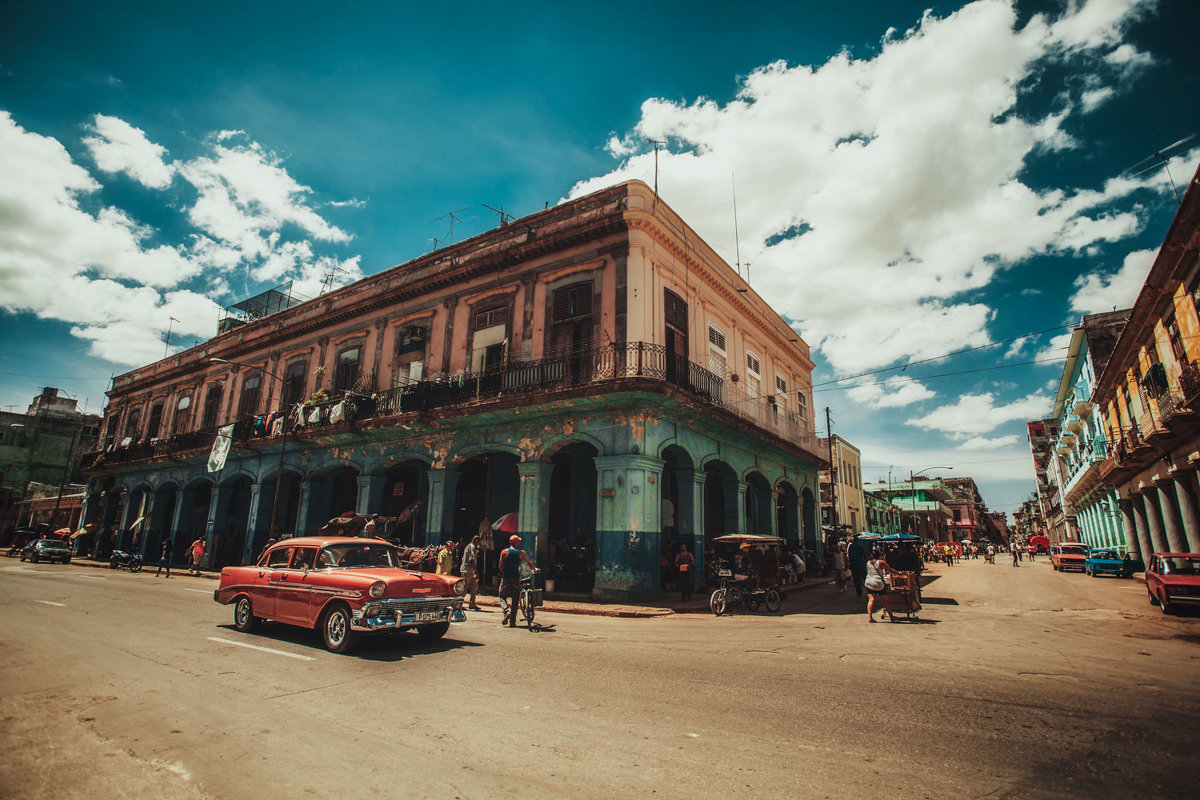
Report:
321,603,358,654
710,588,727,616
233,596,260,632
764,586,783,613
1160,594,1175,615
417,621,450,641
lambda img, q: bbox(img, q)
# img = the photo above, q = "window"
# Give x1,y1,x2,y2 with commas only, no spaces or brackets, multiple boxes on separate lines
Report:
123,407,141,440
201,384,223,430
475,306,506,330
146,403,164,439
1167,312,1186,362
398,325,426,356
239,374,262,417
708,325,726,352
797,390,808,420
774,375,788,412
172,394,192,434
265,548,291,569
289,548,318,569
334,347,362,392
552,282,592,322
746,352,761,376
282,361,307,408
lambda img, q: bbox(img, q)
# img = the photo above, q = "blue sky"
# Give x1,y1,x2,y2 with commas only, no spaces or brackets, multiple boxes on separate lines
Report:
2,0,1198,518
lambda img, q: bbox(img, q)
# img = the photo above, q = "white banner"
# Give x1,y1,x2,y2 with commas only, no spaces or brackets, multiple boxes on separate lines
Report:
207,424,235,473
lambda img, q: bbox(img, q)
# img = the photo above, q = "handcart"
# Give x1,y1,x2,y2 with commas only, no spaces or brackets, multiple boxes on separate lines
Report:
881,570,921,621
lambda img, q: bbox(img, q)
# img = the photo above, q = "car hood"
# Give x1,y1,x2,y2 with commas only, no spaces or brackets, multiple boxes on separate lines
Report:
323,568,457,597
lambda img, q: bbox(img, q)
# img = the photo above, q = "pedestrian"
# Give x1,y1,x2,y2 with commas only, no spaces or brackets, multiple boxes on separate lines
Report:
789,548,806,584
846,536,867,597
675,543,695,601
436,543,454,574
865,549,900,622
187,536,205,575
1011,546,1019,567
155,535,173,578
362,514,379,538
498,534,537,628
258,537,277,562
833,542,847,592
461,534,482,610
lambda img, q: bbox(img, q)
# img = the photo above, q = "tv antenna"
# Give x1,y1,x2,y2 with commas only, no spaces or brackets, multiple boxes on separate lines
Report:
431,206,472,245
320,264,354,295
483,204,514,227
731,173,742,278
646,138,665,210
1124,133,1196,204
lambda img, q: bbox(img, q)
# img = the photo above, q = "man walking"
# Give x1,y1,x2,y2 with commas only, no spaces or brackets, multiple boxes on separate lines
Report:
461,534,482,610
187,536,206,575
846,535,867,598
674,543,695,602
498,534,537,627
155,535,173,578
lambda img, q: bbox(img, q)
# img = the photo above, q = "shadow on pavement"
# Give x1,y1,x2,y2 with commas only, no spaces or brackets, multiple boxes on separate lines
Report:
213,623,482,661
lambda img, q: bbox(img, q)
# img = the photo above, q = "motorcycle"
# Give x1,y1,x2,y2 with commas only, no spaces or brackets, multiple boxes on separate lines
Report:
110,550,143,572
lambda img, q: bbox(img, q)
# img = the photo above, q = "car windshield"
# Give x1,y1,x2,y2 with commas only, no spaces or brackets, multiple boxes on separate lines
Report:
1162,557,1200,575
38,540,66,549
1091,551,1117,560
321,542,400,569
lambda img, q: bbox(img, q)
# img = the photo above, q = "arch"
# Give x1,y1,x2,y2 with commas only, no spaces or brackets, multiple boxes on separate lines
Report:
541,431,608,459
183,475,215,492
360,451,435,477
447,441,523,464
744,471,772,535
307,459,367,479
657,441,696,471
776,480,800,551
217,469,258,489
801,486,819,554
703,460,739,543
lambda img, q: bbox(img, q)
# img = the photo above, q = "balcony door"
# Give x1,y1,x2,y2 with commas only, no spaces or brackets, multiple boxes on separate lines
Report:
664,289,688,387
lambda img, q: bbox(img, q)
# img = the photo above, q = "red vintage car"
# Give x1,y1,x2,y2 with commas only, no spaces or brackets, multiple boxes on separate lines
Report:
1050,542,1088,572
214,536,466,653
1145,553,1200,615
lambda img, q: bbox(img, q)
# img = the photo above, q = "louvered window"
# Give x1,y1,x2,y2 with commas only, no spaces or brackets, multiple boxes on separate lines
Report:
553,282,593,322
475,306,506,329
746,353,761,376
708,325,726,351
146,403,164,439
239,374,262,417
664,290,687,329
775,375,787,393
201,384,223,430
282,361,307,408
172,394,192,434
334,347,362,392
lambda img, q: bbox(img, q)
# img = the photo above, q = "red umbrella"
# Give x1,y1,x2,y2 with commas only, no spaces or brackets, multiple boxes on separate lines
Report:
491,512,519,533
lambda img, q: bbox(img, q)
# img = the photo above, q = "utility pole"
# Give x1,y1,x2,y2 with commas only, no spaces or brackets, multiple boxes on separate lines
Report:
826,407,838,542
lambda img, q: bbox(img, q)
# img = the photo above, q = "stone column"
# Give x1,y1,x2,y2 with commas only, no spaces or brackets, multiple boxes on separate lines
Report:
679,468,707,595
516,461,554,567
242,483,263,565
1156,481,1188,553
734,481,748,536
1117,499,1142,561
1171,472,1200,553
356,473,387,517
593,454,665,602
1130,496,1155,559
294,479,313,537
205,485,232,567
1140,490,1170,554
424,469,460,547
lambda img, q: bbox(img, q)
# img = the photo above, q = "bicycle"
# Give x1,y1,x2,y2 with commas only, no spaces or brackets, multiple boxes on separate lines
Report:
499,569,542,628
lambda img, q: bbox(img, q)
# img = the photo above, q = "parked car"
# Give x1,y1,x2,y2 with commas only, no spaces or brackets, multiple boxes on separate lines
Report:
20,538,72,564
1084,548,1138,578
1145,553,1200,614
1050,542,1088,572
213,536,467,653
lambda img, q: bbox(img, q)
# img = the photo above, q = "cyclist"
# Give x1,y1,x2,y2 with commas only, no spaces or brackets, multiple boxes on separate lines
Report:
498,534,538,628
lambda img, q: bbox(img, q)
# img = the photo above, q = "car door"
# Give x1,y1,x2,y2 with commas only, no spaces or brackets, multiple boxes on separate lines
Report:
256,546,293,619
272,547,320,625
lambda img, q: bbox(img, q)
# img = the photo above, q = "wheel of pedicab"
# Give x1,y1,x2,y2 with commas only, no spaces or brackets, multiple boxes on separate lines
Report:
764,586,783,613
709,588,727,616
744,595,761,612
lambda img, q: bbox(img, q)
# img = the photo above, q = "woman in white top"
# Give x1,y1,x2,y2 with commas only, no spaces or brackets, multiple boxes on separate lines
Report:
864,550,901,622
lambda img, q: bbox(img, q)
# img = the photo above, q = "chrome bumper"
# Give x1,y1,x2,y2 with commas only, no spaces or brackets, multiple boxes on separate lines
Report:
351,597,465,631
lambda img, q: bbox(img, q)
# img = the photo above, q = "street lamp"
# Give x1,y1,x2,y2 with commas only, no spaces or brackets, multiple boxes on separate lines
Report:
209,358,290,539
910,466,953,544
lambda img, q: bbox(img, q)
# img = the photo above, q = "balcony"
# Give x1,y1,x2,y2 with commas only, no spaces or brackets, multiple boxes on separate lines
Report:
82,341,826,472
1071,397,1094,416
1064,414,1084,434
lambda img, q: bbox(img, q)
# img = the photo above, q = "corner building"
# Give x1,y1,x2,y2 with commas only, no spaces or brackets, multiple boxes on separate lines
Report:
80,181,827,601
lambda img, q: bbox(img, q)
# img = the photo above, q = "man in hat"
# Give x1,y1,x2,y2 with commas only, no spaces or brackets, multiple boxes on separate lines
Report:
498,534,537,628
461,534,482,610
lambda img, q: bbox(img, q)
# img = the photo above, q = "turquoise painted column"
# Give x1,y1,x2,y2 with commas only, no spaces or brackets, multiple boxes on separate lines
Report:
171,488,195,561
242,483,263,564
684,469,707,592
516,461,554,567
205,485,231,546
1117,498,1141,561
356,473,388,516
734,482,748,535
294,479,313,536
425,469,459,546
593,454,665,602
1170,473,1200,553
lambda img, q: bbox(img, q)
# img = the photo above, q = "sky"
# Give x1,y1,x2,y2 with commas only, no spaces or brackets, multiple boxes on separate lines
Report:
2,0,1199,519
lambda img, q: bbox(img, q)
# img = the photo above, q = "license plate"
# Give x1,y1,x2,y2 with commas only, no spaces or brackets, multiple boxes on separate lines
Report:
416,611,443,622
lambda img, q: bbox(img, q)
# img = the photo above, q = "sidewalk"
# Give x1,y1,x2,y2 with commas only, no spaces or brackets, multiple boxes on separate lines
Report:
65,556,833,617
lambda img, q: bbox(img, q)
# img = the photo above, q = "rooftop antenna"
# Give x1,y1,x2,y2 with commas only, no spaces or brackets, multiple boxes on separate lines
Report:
320,264,354,295
646,138,665,211
731,173,742,278
483,204,514,227
431,206,472,245
164,316,180,357
1124,133,1196,204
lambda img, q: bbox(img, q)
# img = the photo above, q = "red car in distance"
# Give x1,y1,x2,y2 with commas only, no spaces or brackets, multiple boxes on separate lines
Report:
214,536,466,653
1145,553,1200,615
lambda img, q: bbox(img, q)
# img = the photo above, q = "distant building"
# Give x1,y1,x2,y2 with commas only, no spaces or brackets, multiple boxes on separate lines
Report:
943,476,987,542
1025,418,1063,543
1092,162,1200,559
819,435,863,535
863,489,902,535
0,388,100,538
985,511,1011,545
861,478,953,544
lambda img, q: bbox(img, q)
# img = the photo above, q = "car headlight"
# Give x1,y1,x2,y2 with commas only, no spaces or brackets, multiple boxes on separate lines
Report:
454,579,466,596
369,581,386,599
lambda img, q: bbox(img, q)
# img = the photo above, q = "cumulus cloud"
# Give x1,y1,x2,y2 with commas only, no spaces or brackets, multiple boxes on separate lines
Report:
846,377,935,408
1070,246,1155,313
0,112,359,367
568,0,1165,384
907,391,1053,437
957,434,1021,450
83,114,174,188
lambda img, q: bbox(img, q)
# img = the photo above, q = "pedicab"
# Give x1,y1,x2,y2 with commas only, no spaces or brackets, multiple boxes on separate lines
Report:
708,534,786,615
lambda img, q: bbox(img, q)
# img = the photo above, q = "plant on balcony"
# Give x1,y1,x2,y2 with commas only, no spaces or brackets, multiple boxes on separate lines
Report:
304,389,328,407
91,452,106,468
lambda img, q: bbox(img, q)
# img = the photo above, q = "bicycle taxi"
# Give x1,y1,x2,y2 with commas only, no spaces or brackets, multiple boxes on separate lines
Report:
708,534,786,615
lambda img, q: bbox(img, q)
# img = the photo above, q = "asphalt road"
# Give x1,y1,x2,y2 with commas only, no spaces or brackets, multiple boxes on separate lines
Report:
1,555,1197,800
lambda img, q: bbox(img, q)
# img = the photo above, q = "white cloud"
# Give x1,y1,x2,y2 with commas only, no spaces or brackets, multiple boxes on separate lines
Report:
1036,331,1074,362
906,391,1052,437
82,114,174,189
0,112,359,367
957,434,1021,450
846,377,935,408
568,0,1166,381
1070,246,1154,314
1080,86,1115,112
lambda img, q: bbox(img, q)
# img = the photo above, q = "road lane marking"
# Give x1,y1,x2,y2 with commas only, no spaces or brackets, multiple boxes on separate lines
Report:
36,600,66,607
75,574,107,580
207,636,316,661
183,588,211,594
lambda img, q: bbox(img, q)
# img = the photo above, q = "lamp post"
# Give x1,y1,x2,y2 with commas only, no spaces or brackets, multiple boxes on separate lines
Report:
910,466,953,544
209,358,290,539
